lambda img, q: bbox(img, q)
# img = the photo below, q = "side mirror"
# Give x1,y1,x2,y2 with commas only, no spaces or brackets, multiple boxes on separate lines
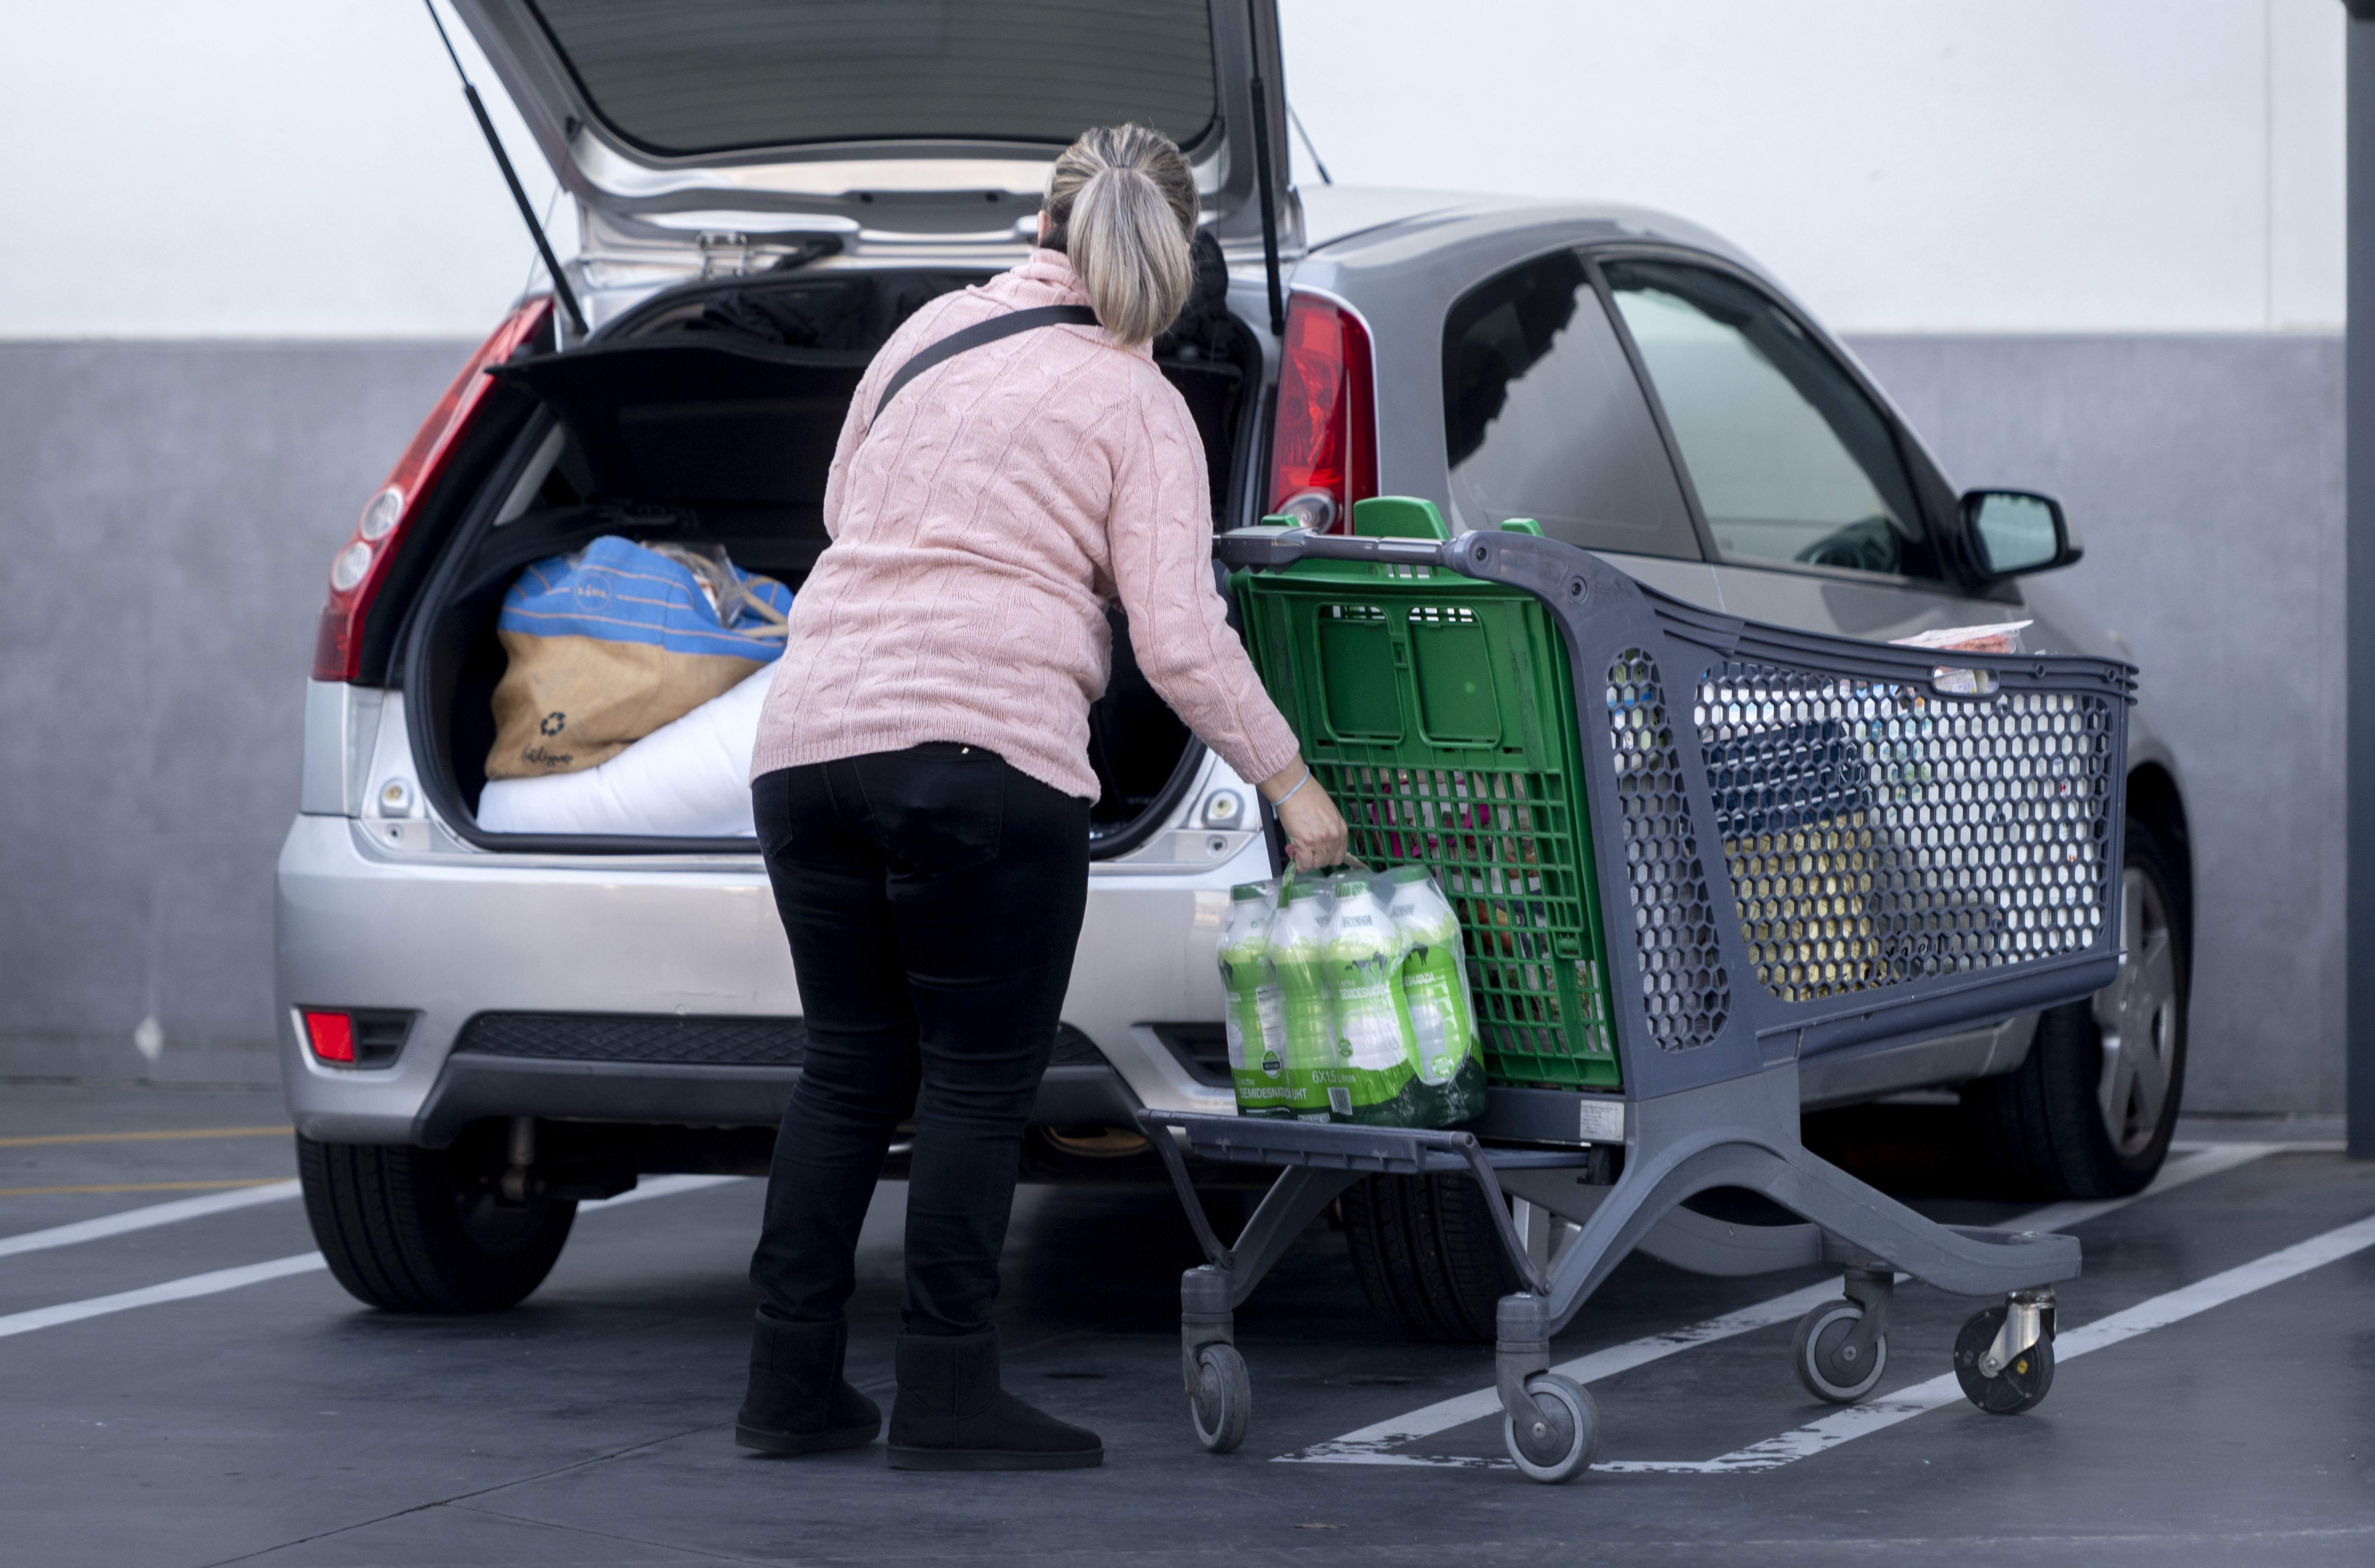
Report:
1963,489,2081,577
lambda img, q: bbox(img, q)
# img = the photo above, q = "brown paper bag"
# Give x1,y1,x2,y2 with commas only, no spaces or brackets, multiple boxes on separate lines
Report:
486,633,772,779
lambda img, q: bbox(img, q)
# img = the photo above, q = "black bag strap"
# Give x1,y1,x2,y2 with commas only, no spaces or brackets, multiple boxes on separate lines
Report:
872,304,1099,423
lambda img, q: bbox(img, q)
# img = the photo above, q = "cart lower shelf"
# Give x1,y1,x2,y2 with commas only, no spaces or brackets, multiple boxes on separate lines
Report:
1137,1069,2076,1483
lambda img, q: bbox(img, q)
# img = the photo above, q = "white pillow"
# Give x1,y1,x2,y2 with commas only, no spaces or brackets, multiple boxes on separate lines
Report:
476,663,772,837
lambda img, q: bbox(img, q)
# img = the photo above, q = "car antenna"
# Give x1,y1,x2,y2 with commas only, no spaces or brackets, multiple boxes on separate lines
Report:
420,0,587,338
1243,0,1287,337
1286,103,1332,186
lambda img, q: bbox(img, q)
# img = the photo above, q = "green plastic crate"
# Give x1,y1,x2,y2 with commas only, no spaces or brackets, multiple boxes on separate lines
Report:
1230,499,1621,1090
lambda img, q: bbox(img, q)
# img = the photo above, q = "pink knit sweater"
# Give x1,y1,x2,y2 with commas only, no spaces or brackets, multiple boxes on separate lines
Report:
751,251,1302,801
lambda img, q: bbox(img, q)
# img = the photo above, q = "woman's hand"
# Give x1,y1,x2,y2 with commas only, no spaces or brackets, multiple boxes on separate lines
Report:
1260,759,1348,873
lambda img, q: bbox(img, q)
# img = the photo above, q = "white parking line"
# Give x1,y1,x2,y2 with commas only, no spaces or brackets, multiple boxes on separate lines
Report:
2003,1141,2288,1235
585,1173,746,1208
0,1174,751,1342
1281,1142,2281,1466
0,1252,328,1340
0,1180,303,1260
1601,1209,2375,1474
0,1172,747,1268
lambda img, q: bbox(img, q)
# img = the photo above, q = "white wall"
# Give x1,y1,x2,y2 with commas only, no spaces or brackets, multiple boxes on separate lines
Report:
0,1,566,337
1283,0,2346,332
0,0,2347,336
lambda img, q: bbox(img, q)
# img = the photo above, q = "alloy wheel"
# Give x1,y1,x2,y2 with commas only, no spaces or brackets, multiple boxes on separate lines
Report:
2093,865,2178,1159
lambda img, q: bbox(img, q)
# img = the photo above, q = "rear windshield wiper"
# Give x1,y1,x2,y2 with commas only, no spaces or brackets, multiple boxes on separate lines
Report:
422,0,587,338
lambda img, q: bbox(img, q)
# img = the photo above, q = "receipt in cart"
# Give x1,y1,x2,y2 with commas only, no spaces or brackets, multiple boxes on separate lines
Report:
1891,621,2032,694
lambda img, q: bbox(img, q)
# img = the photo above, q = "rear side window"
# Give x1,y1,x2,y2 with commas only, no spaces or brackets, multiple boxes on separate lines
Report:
1441,250,1699,560
530,0,1218,155
1603,259,1937,580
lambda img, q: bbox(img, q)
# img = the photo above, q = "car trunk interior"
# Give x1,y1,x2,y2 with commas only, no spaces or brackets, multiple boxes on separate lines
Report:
408,250,1258,853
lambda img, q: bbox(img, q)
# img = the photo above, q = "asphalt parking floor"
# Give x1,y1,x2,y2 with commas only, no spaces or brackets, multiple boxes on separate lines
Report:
1,1083,2369,1567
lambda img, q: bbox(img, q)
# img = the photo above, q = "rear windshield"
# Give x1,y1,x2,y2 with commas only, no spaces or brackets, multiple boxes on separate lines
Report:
529,0,1219,156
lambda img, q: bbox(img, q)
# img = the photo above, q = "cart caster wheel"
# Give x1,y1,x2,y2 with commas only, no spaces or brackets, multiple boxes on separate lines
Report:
1189,1343,1250,1453
1503,1372,1598,1484
1953,1306,2055,1414
1790,1299,1887,1404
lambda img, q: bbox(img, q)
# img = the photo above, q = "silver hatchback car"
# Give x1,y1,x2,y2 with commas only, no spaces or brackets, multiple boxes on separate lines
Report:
279,0,2190,1335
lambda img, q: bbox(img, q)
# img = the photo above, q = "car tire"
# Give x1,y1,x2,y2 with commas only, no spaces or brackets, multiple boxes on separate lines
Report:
1340,1172,1521,1344
297,1130,576,1313
1965,818,2189,1200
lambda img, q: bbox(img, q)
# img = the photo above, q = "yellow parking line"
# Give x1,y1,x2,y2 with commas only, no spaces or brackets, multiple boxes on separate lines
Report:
0,1179,289,1198
0,1126,292,1150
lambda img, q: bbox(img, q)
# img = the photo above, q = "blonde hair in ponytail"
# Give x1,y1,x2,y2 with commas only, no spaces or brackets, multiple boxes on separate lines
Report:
1043,124,1199,346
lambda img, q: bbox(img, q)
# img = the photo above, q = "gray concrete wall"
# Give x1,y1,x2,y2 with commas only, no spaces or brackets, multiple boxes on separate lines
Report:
0,342,473,1086
1848,333,2345,1116
0,334,2346,1111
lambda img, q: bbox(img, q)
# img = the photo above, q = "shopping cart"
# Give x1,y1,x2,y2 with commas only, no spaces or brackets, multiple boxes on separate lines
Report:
1142,498,2134,1482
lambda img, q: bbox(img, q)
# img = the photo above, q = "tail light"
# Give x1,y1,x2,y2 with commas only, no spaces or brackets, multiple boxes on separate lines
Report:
311,296,555,682
302,1011,357,1065
1265,291,1377,533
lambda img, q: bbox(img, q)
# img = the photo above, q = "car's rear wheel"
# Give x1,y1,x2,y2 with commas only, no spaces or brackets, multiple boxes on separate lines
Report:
1965,819,2189,1199
1340,1172,1521,1343
297,1127,575,1313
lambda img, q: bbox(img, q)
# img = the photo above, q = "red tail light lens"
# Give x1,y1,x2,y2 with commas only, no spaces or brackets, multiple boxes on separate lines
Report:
312,296,555,682
303,1011,357,1065
1266,292,1377,533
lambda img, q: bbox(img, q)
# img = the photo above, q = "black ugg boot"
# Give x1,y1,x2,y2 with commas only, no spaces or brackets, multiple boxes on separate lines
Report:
886,1328,1103,1470
735,1312,882,1455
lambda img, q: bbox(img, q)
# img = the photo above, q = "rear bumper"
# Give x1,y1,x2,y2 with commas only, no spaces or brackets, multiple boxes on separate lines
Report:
275,811,1250,1145
412,1053,1140,1147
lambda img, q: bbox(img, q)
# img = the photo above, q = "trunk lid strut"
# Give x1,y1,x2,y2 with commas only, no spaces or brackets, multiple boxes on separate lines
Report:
424,0,586,336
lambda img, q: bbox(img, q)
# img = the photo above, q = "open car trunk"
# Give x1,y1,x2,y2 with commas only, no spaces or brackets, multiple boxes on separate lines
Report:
403,256,1260,856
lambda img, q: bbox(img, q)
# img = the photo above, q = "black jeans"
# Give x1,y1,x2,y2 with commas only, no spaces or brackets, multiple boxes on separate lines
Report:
748,745,1090,1337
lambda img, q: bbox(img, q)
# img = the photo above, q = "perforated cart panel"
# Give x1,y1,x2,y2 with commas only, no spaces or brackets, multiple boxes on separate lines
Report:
1225,524,2136,1102
1695,663,2117,1004
1606,650,1730,1051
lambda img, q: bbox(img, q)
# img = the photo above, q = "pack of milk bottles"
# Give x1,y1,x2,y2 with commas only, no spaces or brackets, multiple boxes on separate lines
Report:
1215,864,1487,1127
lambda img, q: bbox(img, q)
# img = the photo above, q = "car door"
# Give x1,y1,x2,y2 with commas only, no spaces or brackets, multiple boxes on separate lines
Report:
1437,246,1722,609
1596,254,2024,645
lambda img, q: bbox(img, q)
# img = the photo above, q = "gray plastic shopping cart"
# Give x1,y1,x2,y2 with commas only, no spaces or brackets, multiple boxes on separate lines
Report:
1139,504,2133,1482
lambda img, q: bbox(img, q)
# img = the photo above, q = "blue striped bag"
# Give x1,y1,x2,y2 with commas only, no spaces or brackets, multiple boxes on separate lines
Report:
487,535,791,779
